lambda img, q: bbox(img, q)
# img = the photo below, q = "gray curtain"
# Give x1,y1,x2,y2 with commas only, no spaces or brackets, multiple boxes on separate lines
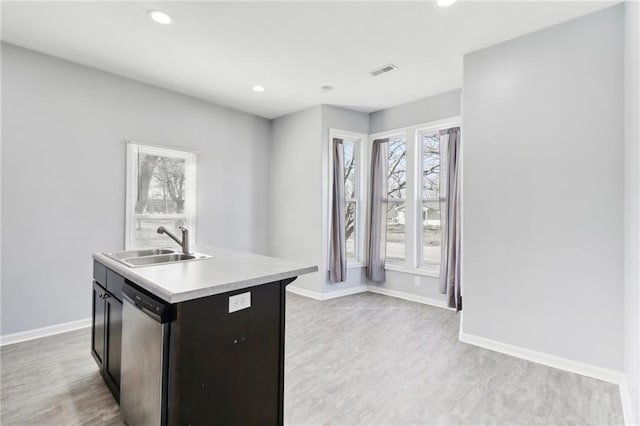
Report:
439,127,462,311
329,138,347,282
366,139,389,282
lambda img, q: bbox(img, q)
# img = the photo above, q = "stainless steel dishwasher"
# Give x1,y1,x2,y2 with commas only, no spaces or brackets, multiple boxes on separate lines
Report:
121,283,171,426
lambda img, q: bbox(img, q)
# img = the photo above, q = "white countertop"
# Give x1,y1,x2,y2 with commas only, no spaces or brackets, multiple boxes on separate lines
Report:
92,244,318,303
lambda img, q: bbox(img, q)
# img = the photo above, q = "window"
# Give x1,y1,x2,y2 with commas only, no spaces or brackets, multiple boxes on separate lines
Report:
386,136,407,265
420,131,443,268
343,138,359,261
370,117,460,276
126,143,197,249
330,130,366,265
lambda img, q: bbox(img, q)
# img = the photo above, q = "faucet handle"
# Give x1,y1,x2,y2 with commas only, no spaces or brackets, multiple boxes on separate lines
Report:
178,227,190,254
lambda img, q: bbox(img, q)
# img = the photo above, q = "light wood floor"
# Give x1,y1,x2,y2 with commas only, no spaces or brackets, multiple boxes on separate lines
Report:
1,293,624,425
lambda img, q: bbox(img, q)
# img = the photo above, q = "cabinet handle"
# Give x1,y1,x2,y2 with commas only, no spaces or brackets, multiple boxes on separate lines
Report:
104,293,111,299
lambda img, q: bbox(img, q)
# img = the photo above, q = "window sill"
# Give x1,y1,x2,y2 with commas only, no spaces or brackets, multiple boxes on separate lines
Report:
347,262,365,269
384,264,439,278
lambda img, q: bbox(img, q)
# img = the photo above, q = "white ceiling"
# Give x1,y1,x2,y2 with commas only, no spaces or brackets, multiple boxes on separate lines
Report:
1,1,619,119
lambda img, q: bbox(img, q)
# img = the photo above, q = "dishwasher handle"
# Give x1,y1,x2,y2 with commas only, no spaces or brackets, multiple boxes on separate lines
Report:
122,283,172,323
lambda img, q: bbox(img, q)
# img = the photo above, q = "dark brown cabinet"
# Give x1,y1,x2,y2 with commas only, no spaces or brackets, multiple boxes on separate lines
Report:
104,294,122,390
91,261,123,402
91,281,106,367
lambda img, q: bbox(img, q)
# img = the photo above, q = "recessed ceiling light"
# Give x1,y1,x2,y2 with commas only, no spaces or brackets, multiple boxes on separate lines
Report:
253,85,265,92
436,0,458,7
148,10,172,25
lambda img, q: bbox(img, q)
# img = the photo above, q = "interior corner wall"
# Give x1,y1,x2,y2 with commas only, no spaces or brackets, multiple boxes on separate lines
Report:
624,0,640,422
366,91,462,303
1,43,272,336
462,5,624,371
369,89,461,134
269,106,323,293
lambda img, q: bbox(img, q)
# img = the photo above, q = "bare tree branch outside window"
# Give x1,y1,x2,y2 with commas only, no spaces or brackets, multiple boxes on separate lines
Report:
343,140,358,260
130,147,193,249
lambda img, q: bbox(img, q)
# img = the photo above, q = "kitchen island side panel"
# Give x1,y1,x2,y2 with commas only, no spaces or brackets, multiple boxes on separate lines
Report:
167,281,284,425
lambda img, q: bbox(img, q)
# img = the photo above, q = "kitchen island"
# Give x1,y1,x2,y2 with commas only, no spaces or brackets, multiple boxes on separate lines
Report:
91,244,317,426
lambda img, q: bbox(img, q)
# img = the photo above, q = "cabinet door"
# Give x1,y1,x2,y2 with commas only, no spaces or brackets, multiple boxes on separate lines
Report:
105,293,123,390
91,281,106,367
168,281,282,425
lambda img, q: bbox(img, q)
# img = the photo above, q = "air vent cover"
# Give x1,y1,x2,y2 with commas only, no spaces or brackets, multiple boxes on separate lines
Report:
369,64,398,76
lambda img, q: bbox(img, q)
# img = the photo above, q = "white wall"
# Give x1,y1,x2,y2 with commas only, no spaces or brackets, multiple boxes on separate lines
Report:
462,5,624,371
1,43,271,335
269,106,323,292
369,90,461,134
624,0,640,422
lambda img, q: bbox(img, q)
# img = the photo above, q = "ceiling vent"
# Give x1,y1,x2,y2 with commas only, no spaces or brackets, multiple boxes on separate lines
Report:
369,64,398,77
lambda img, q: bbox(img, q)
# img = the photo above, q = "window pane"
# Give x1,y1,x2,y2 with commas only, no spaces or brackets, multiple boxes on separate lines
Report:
133,217,186,249
128,143,196,250
343,139,358,199
388,137,407,199
421,131,443,269
346,201,357,260
136,153,187,215
423,201,441,266
386,202,405,264
422,132,440,200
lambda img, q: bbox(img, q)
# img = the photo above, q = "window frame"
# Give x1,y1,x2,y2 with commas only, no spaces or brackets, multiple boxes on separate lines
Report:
125,141,198,250
369,117,461,277
328,129,368,267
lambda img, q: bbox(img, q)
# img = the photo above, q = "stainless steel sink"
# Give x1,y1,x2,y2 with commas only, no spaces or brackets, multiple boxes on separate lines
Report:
108,248,176,260
104,249,213,268
125,253,197,266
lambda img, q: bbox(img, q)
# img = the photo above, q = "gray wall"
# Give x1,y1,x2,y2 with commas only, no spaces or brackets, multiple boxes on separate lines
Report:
1,43,271,335
269,104,371,296
625,0,640,421
462,6,624,370
269,106,323,292
369,90,461,134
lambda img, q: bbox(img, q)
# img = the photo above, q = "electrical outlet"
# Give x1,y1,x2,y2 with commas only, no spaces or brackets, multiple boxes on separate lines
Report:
229,292,251,313
414,276,421,287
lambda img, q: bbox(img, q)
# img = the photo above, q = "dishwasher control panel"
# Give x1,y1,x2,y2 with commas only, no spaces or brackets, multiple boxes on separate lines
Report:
122,283,171,323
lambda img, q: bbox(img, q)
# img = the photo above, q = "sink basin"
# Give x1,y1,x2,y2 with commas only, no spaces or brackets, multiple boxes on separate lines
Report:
104,249,214,268
125,253,198,266
108,248,175,260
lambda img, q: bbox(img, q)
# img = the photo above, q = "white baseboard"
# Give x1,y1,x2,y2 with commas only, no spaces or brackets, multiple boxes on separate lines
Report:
620,375,639,426
366,286,452,310
459,331,624,385
286,284,368,300
0,318,91,347
287,283,452,311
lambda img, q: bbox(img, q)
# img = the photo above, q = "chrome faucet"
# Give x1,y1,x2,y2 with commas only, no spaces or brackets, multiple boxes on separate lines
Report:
157,226,190,254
